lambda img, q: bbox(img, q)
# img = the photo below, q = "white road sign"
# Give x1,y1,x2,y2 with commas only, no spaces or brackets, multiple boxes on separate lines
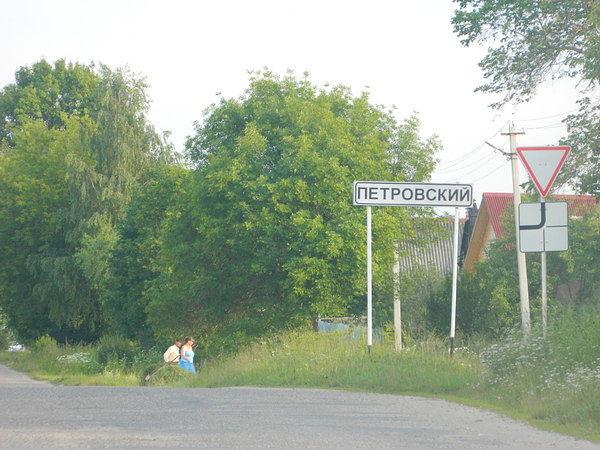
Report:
519,202,568,253
353,182,473,207
516,146,570,197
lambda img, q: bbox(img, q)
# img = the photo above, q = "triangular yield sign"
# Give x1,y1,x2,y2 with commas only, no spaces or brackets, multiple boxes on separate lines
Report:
516,146,570,197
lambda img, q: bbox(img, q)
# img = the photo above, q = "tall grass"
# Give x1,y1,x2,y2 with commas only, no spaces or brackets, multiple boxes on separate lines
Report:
474,305,600,439
188,330,482,395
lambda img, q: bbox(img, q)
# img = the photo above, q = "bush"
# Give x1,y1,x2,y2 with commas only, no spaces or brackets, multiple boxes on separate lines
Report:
0,311,11,351
95,335,138,368
31,335,59,352
0,330,8,351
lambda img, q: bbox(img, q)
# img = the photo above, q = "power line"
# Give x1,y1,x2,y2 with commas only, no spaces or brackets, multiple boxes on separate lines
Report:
435,125,504,168
525,123,567,130
434,149,498,174
515,108,579,122
434,142,486,170
468,161,506,183
442,153,501,183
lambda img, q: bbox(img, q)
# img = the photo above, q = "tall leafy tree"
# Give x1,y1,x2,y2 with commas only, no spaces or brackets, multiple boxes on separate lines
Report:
0,61,166,342
104,164,189,341
0,118,103,341
145,72,437,352
452,0,600,194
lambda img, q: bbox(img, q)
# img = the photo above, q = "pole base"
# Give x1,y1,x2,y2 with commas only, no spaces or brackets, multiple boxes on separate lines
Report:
450,337,455,357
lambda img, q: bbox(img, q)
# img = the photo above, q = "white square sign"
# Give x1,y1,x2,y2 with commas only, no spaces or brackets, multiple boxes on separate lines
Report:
519,202,568,253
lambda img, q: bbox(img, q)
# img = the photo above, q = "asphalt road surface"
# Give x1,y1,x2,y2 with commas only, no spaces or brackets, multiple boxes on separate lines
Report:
0,363,597,449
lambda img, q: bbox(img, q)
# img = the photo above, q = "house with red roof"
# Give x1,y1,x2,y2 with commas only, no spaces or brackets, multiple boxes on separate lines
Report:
460,192,596,273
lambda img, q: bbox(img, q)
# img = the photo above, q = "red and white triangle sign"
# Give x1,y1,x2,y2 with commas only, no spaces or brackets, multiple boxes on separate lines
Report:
516,146,570,197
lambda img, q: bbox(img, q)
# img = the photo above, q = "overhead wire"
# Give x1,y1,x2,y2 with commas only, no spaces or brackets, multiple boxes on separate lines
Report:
515,108,579,122
524,122,567,130
435,125,504,168
441,152,502,183
468,160,507,183
434,150,498,174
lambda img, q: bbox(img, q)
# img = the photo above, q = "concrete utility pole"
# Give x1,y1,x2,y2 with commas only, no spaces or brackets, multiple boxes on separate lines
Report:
502,122,531,336
393,243,402,351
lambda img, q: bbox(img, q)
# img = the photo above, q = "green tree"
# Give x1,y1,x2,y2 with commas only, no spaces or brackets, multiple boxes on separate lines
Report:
145,72,438,352
0,118,103,341
452,0,600,195
0,61,167,343
557,204,600,303
0,59,99,147
104,164,189,341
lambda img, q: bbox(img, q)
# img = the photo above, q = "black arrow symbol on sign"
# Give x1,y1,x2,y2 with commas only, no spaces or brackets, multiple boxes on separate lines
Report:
519,202,546,231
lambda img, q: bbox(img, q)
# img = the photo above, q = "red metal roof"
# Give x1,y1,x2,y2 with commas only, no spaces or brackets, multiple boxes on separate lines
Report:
481,193,513,238
481,192,597,239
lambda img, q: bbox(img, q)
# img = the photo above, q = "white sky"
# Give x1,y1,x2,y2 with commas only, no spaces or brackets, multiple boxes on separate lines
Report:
1,0,581,209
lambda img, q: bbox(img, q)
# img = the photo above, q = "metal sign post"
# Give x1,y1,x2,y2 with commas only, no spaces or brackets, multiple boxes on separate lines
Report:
354,181,472,354
541,195,547,336
449,207,460,356
366,206,373,353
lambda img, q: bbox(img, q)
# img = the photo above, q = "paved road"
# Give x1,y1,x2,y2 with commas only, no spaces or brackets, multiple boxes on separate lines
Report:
0,364,597,449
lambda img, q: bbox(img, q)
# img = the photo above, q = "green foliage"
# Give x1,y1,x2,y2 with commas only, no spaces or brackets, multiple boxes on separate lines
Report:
452,0,600,195
0,59,99,146
193,330,481,394
387,216,451,340
31,335,59,353
0,332,8,352
95,334,138,367
428,240,533,338
561,98,600,195
0,60,171,343
0,118,105,341
103,164,189,340
145,71,437,349
452,0,599,105
0,311,11,351
557,205,600,302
